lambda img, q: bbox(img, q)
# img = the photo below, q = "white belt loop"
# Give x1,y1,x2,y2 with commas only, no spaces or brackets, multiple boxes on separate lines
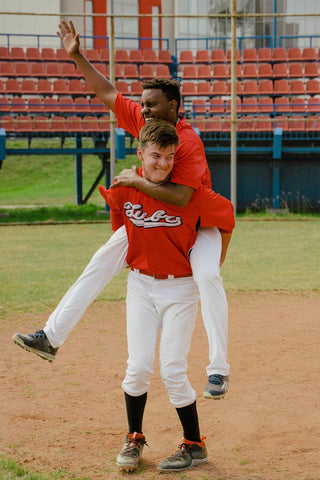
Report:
168,274,174,279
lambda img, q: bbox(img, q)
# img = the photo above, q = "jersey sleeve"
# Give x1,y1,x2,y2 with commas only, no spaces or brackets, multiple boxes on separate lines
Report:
114,93,145,139
98,185,124,231
196,187,235,233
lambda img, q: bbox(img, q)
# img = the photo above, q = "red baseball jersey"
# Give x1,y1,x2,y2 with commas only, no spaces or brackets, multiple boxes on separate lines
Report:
114,93,212,190
99,174,234,277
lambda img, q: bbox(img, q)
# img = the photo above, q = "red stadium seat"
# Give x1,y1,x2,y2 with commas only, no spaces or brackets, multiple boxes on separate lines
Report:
65,115,82,133
74,97,90,112
0,62,15,77
41,48,56,61
181,82,197,96
10,47,26,60
115,49,130,63
242,80,258,95
6,79,21,94
274,116,288,131
206,117,222,132
56,48,70,62
274,79,289,95
195,50,210,63
272,47,287,63
257,63,273,78
211,49,226,63
212,81,227,96
197,65,211,80
37,79,53,95
83,115,100,133
16,115,33,134
85,49,101,62
197,81,211,96
0,115,15,132
50,116,66,133
143,49,158,63
115,81,130,95
139,64,154,79
302,47,316,62
123,64,139,79
242,64,257,78
306,97,320,113
288,47,302,62
10,97,27,112
0,97,10,112
289,80,304,95
0,80,4,94
99,49,109,62
290,98,306,113
242,48,257,63
21,79,37,94
33,115,51,133
15,62,31,77
288,63,303,78
225,97,241,113
46,63,62,77
43,98,59,112
179,50,194,63
227,63,242,77
0,47,9,60
304,63,319,78
242,97,258,113
257,48,272,63
257,97,274,113
61,63,78,78
209,98,224,114
226,49,241,62
30,62,46,77
27,97,44,113
258,79,273,95
129,50,144,63
226,80,242,95
89,96,108,113
274,97,290,113
212,64,228,79
58,97,75,113
155,64,171,79
68,79,84,95
130,81,143,96
192,98,207,114
82,81,94,95
158,50,173,64
272,63,288,78
288,116,305,132
26,47,41,61
182,65,197,79
255,116,272,132
305,79,320,95
53,79,68,95
306,116,320,131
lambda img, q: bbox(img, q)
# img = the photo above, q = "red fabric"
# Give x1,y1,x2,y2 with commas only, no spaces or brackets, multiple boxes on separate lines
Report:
99,180,234,277
114,93,212,190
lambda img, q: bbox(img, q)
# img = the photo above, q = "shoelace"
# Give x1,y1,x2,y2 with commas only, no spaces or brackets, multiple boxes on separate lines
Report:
208,374,224,384
167,442,193,461
32,330,46,339
123,438,148,457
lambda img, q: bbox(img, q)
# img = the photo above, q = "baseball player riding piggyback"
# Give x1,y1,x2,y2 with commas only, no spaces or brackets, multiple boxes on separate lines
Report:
99,120,235,472
13,19,234,400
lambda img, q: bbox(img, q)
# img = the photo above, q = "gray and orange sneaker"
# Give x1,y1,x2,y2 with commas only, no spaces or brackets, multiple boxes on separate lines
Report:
116,432,147,471
203,374,229,399
12,330,58,362
157,437,207,472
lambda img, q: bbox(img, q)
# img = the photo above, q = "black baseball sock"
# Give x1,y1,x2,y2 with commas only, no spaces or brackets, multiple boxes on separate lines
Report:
124,392,147,434
176,401,201,443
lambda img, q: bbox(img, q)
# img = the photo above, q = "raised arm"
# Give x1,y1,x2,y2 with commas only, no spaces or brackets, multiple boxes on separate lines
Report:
57,19,117,111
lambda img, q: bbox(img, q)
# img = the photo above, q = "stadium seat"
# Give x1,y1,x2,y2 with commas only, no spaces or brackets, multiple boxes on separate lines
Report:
206,117,222,132
304,62,319,78
56,48,70,62
226,80,242,95
130,81,143,96
258,79,273,95
15,62,31,77
212,80,227,96
288,47,302,62
197,65,211,79
6,79,21,94
274,79,289,95
10,97,27,112
0,115,15,132
10,47,26,60
41,48,56,61
306,116,320,131
306,97,320,113
58,97,75,113
53,79,68,95
182,65,197,79
33,115,51,133
257,63,273,78
26,47,41,61
158,50,173,64
305,79,320,95
50,115,66,133
274,116,288,131
302,47,316,62
155,64,171,79
242,80,258,95
129,50,144,63
0,80,5,95
139,64,154,79
74,97,90,112
242,48,257,63
0,97,10,112
21,79,37,94
272,47,287,63
272,63,288,78
239,115,256,132
227,64,242,77
85,49,101,62
0,62,15,77
212,64,228,79
27,97,44,113
65,115,82,133
89,96,108,114
115,81,130,95
98,116,111,133
289,80,304,95
226,97,241,113
255,116,272,132
37,79,53,95
288,116,305,132
288,63,303,78
0,47,9,60
82,81,94,95
16,115,33,134
195,50,210,63
30,62,46,77
226,49,241,62
123,64,139,79
242,64,257,78
99,49,109,62
181,82,197,96
209,98,224,114
61,63,78,78
290,98,306,113
192,98,207,114
274,97,290,113
115,49,130,63
42,105,59,124
46,63,62,77
257,47,272,63
179,50,194,63
68,79,84,95
197,81,211,96
193,116,207,133
242,97,258,113
143,50,158,63
210,49,226,63
83,115,100,133
257,96,274,113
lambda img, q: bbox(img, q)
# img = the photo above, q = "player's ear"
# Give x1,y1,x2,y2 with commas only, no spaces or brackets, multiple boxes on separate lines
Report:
137,147,143,162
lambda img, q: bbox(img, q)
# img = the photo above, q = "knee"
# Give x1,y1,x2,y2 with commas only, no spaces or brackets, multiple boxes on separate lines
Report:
193,263,221,285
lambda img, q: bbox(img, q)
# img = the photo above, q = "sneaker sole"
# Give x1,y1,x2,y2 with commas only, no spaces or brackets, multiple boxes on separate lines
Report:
157,456,208,472
12,334,55,362
203,390,226,399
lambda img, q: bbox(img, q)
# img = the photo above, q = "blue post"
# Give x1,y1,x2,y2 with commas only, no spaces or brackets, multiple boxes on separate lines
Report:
0,128,6,162
75,134,83,205
272,127,282,208
115,128,126,159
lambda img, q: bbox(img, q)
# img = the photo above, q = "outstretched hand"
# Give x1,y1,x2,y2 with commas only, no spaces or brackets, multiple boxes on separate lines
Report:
57,19,80,56
111,166,140,188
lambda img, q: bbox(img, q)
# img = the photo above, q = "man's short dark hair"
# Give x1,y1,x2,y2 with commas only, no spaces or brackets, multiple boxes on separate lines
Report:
142,78,181,113
139,120,179,151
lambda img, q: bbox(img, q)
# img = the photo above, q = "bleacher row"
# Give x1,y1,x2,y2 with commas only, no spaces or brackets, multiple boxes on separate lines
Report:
0,45,320,138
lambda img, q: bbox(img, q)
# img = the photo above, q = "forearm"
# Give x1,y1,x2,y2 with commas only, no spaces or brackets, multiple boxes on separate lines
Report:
220,232,232,267
70,51,117,109
132,176,194,207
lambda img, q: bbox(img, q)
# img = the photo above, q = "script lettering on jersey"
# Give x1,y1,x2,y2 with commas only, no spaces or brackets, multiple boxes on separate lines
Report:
124,202,182,228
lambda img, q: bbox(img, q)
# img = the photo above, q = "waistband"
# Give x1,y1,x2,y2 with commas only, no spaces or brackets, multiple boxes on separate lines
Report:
130,267,193,280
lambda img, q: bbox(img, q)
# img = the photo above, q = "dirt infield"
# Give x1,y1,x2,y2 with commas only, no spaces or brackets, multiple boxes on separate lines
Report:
2,292,319,480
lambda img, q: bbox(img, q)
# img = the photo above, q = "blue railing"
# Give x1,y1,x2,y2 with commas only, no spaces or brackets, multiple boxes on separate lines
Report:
279,35,320,48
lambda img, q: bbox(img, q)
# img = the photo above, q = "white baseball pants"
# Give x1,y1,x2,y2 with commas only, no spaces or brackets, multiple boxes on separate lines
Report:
122,270,199,408
44,225,229,377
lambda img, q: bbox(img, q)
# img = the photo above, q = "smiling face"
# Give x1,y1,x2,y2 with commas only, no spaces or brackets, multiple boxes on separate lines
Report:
140,89,177,126
137,142,176,184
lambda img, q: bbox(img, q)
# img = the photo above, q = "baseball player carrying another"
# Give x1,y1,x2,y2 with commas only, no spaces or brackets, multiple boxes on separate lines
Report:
13,19,232,400
98,121,235,472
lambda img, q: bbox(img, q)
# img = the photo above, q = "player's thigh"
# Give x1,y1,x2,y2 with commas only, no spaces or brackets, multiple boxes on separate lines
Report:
190,227,222,279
